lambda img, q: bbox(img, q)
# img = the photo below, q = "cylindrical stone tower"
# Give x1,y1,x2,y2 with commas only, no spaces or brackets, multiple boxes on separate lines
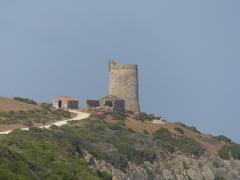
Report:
109,60,141,113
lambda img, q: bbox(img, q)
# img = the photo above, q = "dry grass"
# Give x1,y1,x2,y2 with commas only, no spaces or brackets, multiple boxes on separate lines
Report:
0,96,40,112
0,124,25,132
106,114,226,154
0,96,40,131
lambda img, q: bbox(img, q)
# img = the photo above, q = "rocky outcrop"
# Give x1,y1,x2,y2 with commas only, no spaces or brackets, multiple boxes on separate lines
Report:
84,151,240,180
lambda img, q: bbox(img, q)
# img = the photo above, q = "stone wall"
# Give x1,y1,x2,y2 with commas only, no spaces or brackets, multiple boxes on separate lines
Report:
109,60,141,113
52,99,68,109
53,98,79,109
67,101,79,109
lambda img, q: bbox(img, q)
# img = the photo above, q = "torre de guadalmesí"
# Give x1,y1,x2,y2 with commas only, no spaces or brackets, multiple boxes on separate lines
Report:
109,60,141,113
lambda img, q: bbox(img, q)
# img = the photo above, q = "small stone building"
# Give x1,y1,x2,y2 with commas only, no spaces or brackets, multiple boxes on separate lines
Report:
99,95,125,112
53,96,79,109
86,100,100,109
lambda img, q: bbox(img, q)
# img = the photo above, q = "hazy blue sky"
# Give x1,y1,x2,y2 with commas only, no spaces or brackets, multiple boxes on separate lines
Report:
0,1,240,142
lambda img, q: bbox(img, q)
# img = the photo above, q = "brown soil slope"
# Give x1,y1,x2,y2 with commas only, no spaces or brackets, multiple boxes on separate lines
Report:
106,115,226,154
0,97,40,112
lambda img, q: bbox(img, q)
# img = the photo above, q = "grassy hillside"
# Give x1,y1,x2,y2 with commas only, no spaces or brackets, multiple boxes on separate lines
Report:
0,97,71,127
0,108,71,126
0,112,239,179
0,97,40,112
0,128,110,180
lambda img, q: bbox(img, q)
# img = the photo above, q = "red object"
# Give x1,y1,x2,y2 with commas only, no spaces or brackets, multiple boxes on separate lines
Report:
98,111,108,118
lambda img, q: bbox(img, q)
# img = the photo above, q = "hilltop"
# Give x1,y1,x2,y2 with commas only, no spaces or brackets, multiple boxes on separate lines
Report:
0,111,239,180
0,96,40,112
109,113,225,154
0,97,72,132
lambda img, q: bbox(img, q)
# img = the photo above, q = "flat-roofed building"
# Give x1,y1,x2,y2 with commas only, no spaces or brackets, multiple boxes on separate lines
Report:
53,96,79,109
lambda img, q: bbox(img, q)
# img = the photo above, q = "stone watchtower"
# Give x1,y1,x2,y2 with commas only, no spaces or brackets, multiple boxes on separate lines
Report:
109,60,141,113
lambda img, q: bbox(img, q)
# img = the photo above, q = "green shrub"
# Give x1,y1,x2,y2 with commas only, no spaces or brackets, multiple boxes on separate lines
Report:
109,112,128,121
107,151,129,171
23,119,33,127
97,171,112,180
135,112,153,122
40,103,52,110
0,114,209,179
174,127,184,135
0,109,71,125
214,176,226,180
218,147,230,160
230,144,240,159
153,128,205,156
153,128,172,141
172,136,205,156
13,97,37,105
218,143,240,160
143,129,149,135
108,123,124,131
214,135,232,143
0,129,102,179
176,122,201,134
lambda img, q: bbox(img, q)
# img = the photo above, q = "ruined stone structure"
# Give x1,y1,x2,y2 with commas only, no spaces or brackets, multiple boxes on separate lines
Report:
86,100,100,109
53,96,79,109
85,95,125,113
109,60,141,113
99,95,125,112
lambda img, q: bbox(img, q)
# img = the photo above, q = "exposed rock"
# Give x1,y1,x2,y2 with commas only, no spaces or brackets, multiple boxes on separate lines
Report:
84,150,240,180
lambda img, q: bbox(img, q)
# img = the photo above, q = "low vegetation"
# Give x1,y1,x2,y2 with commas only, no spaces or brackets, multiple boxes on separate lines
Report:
213,135,232,143
0,108,71,126
218,143,240,160
0,116,157,177
135,112,155,122
13,97,37,105
176,122,201,134
0,110,236,179
143,129,149,135
71,118,156,170
108,111,128,121
153,128,205,156
0,114,209,179
0,128,110,179
214,176,226,180
174,127,184,135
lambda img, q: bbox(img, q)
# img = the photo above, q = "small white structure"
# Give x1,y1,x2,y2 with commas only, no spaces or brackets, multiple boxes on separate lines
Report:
153,119,166,125
53,96,79,109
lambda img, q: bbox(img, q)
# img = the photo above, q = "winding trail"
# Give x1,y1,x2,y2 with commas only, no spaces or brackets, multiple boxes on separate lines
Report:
0,110,90,135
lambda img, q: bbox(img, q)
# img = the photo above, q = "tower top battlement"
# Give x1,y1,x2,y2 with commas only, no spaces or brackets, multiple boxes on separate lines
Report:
109,60,138,70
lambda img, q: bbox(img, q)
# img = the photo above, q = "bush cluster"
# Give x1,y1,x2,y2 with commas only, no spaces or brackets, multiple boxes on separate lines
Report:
214,176,226,180
0,109,71,126
13,97,37,105
153,128,205,156
218,143,240,160
109,112,128,121
65,118,156,171
174,127,184,135
135,112,154,122
0,128,110,180
214,135,232,143
176,122,201,134
0,113,210,179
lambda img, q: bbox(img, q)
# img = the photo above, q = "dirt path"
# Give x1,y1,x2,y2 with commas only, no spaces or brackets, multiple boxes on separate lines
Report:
0,110,90,135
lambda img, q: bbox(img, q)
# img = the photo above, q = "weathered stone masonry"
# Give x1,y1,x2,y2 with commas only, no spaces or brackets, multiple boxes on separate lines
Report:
109,60,141,113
